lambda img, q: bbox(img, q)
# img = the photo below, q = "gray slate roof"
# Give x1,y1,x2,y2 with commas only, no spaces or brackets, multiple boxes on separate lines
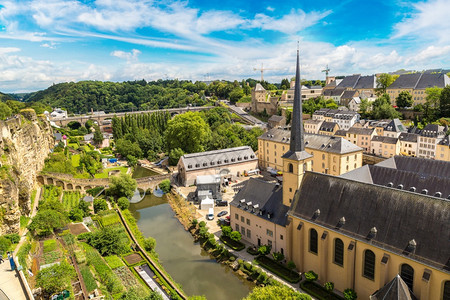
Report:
179,146,257,171
420,124,445,137
341,90,358,99
347,127,375,135
290,172,450,272
319,121,338,132
385,119,407,133
387,73,422,89
438,135,450,146
370,275,418,300
337,74,361,88
334,129,347,137
372,136,399,144
398,132,418,143
415,73,450,89
354,75,377,89
268,115,285,122
230,178,288,226
259,128,362,154
376,156,450,180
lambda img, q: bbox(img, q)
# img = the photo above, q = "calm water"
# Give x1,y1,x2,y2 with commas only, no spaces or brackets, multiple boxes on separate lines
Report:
129,195,254,300
132,166,160,178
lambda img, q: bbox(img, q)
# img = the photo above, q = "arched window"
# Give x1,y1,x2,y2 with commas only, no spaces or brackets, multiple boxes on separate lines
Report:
363,250,375,280
443,281,450,300
400,264,414,291
288,163,293,173
334,238,344,266
309,229,318,254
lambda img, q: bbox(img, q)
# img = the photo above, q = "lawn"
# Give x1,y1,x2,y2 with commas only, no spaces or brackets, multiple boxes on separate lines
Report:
71,154,81,168
105,255,125,269
94,166,128,178
43,239,57,253
255,255,301,283
99,212,120,227
62,191,81,211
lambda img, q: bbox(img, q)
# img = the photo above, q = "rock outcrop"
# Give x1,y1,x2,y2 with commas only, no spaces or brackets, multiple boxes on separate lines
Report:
0,110,53,234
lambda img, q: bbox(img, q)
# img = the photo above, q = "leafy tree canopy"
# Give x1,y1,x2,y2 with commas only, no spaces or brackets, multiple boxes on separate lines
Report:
396,90,413,108
108,173,137,198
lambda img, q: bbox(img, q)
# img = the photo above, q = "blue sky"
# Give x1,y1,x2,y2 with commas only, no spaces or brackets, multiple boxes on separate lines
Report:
0,0,449,92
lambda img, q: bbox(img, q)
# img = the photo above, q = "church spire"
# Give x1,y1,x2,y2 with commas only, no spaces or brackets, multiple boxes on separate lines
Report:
289,46,305,152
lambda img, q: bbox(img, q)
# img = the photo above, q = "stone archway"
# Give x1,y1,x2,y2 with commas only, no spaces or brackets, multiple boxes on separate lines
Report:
56,180,65,189
37,175,45,185
66,183,73,190
75,185,82,190
47,178,54,185
85,186,92,190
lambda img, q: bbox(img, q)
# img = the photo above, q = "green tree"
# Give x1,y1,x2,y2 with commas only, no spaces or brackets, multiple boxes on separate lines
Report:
371,93,400,119
230,231,242,242
375,73,398,96
93,198,108,213
0,102,12,120
69,207,84,222
359,98,370,117
440,85,450,117
87,226,129,255
143,237,156,251
272,251,284,262
229,87,244,103
280,78,290,90
78,200,91,216
221,226,232,237
117,197,130,210
126,155,138,167
93,124,104,145
108,173,137,198
28,209,68,236
169,147,185,166
396,90,413,108
159,179,171,193
165,112,211,154
244,285,311,300
37,260,75,295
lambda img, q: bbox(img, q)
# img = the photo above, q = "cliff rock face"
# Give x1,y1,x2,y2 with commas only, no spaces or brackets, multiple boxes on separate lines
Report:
0,110,53,234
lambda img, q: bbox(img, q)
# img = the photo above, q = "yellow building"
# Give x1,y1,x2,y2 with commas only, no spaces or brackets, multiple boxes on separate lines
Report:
258,128,363,175
345,127,377,153
371,136,400,158
386,73,450,106
437,136,450,161
287,165,450,300
318,121,339,136
304,119,323,134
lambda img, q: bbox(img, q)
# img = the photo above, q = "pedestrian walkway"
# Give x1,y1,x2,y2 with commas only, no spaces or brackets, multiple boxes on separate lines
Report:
0,258,27,300
135,265,169,300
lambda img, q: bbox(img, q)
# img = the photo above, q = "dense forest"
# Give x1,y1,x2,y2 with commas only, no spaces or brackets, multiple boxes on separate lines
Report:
112,107,264,165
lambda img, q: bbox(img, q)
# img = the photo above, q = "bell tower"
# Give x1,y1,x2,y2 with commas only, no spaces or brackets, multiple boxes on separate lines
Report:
282,46,313,206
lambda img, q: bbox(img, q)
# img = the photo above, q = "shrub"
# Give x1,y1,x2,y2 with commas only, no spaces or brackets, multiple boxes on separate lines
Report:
93,198,108,213
258,245,271,256
198,221,206,228
4,233,20,244
159,179,171,193
0,237,12,254
37,260,75,295
287,261,296,270
324,282,334,292
143,237,156,251
230,231,242,242
219,235,245,251
221,226,232,237
117,197,130,210
344,288,357,300
78,232,93,240
272,251,284,262
191,219,198,227
305,270,318,282
255,256,301,283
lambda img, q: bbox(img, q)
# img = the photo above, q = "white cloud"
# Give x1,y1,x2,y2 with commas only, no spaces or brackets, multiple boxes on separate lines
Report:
393,0,450,44
0,47,21,54
111,49,141,61
266,6,275,12
249,9,331,34
408,45,450,63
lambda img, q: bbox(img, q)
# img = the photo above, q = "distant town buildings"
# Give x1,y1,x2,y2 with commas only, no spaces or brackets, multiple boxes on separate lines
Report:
50,108,68,119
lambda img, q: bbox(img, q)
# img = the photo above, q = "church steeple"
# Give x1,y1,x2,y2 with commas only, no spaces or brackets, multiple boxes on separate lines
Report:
281,45,313,207
290,47,305,152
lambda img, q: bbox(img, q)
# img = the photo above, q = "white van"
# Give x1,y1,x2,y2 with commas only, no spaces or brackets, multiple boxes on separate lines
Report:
206,208,214,220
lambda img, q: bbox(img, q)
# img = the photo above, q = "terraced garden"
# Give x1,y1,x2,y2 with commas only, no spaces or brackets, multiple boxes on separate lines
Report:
62,191,81,211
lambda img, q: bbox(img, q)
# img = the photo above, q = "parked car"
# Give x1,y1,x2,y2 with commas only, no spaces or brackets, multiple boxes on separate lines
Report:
206,208,214,220
216,200,228,206
218,218,230,226
217,211,228,217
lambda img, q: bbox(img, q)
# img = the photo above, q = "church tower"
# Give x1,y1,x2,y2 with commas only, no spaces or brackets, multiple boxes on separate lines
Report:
282,47,313,206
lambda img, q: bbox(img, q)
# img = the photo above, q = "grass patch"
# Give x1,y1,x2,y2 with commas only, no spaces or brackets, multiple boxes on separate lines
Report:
62,191,81,211
80,265,97,292
71,154,81,168
43,239,57,253
17,242,31,268
105,255,125,269
255,255,301,283
220,236,245,251
20,215,30,229
43,251,61,264
94,166,128,179
99,212,121,227
300,281,344,300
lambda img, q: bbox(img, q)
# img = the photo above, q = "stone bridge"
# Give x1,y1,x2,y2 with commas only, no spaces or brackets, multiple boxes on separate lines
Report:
37,172,171,192
52,106,214,127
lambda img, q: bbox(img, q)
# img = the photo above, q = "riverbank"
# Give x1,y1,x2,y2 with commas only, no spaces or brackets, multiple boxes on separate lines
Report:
166,192,197,230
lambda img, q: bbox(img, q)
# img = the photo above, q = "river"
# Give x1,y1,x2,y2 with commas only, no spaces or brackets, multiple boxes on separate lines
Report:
129,195,254,300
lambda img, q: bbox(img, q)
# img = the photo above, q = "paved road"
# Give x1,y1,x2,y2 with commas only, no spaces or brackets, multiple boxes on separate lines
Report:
0,259,27,300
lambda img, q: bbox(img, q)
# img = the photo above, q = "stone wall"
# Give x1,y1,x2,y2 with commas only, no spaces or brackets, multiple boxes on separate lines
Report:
0,112,53,234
